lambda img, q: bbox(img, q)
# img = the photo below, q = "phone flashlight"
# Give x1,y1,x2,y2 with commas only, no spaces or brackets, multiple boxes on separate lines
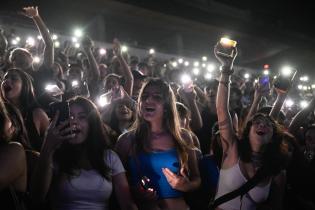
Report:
72,80,79,88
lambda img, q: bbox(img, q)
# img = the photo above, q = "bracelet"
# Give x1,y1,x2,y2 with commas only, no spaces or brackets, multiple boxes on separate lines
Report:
219,80,231,88
220,66,234,75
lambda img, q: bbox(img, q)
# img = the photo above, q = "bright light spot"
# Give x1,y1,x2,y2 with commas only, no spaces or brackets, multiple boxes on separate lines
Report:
172,62,178,68
202,56,207,61
184,61,189,66
220,37,237,47
303,86,308,90
281,66,293,77
99,48,106,55
298,85,303,90
33,56,40,63
121,45,128,52
202,63,206,68
45,84,58,92
54,41,60,48
193,68,200,75
149,49,155,54
207,64,215,72
11,40,18,45
72,37,78,43
178,58,183,64
263,70,269,75
26,37,35,46
204,73,212,80
263,64,269,69
15,36,21,42
244,73,250,79
181,74,192,84
98,94,110,107
300,100,309,108
300,76,309,82
74,43,80,48
74,28,83,37
52,34,58,40
308,86,311,90
163,64,167,67
37,35,42,40
193,61,199,67
312,84,315,89
254,79,258,84
72,80,79,87
285,99,294,108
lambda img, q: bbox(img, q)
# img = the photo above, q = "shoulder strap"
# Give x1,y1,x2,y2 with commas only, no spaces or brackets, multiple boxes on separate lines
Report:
210,168,265,209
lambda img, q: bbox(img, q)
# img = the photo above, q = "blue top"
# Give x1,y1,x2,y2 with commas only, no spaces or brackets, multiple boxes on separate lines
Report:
128,148,183,199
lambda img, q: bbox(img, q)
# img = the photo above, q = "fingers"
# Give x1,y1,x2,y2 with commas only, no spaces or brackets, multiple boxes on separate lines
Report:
180,167,188,179
162,168,177,180
49,111,60,129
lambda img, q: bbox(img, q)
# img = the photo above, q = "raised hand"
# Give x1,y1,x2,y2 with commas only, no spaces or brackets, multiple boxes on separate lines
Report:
113,38,122,57
22,6,39,18
81,36,94,50
214,42,238,71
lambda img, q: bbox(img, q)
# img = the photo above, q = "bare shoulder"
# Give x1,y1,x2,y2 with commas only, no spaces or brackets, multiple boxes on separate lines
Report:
115,130,135,157
0,142,25,160
32,107,49,120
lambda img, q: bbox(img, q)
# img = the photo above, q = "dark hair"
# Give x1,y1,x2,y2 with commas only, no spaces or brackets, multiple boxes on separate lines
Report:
240,113,289,175
1,68,38,114
54,97,112,180
0,97,10,142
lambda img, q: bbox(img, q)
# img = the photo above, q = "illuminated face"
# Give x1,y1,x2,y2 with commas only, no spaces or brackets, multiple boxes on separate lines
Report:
1,71,23,102
105,77,120,92
305,129,315,150
11,50,33,70
249,116,274,147
68,104,89,145
140,85,164,123
115,101,133,121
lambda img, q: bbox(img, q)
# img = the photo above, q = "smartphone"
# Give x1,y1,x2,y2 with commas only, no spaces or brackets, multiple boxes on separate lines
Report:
141,176,152,191
49,101,71,126
274,68,297,91
180,74,193,93
216,38,237,58
259,75,270,87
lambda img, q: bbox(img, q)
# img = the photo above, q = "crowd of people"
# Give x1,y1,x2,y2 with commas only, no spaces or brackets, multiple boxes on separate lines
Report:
0,6,314,210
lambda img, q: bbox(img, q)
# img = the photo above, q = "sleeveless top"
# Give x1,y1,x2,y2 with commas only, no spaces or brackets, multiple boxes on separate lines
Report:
0,188,26,210
215,161,271,210
24,107,42,152
51,150,125,210
128,148,183,199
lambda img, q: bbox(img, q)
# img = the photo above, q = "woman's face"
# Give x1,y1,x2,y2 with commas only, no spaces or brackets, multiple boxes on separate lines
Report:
1,71,22,102
68,104,89,145
140,85,164,123
105,77,119,91
249,116,274,147
12,51,33,70
115,101,133,121
305,129,315,150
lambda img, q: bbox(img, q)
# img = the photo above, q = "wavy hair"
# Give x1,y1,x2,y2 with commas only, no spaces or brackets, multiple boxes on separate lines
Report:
131,78,191,171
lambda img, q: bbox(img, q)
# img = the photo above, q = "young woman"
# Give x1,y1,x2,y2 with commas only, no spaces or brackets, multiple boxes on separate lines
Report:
213,44,289,210
0,96,27,209
116,78,201,210
31,96,137,210
1,68,49,151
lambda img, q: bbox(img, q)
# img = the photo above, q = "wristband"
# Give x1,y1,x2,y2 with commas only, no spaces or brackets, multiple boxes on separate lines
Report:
220,66,234,75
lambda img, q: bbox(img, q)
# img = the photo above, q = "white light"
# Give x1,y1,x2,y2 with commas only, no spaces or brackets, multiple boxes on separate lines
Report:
304,76,309,81
204,73,212,80
99,48,106,55
11,40,18,45
37,35,42,40
121,45,128,52
72,80,79,87
281,66,293,77
33,56,40,63
312,84,315,89
193,68,200,75
207,64,215,72
172,62,178,68
26,37,35,46
300,100,309,108
181,74,192,84
52,34,58,40
74,28,83,37
54,41,60,48
263,70,269,75
15,36,21,42
244,73,250,79
178,58,183,64
184,61,189,66
285,99,294,108
72,37,78,43
75,43,80,48
149,49,155,54
303,86,308,90
193,61,199,67
202,56,207,61
45,84,58,92
298,85,303,90
202,63,206,68
163,64,167,67
98,94,110,107
254,79,258,84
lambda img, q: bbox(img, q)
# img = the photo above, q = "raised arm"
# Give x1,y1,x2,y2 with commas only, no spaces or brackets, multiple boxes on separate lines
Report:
81,36,100,82
113,39,133,96
269,89,288,121
22,6,54,68
214,43,238,168
289,97,315,134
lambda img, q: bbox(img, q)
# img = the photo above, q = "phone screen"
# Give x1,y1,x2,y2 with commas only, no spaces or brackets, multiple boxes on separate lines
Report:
259,75,269,86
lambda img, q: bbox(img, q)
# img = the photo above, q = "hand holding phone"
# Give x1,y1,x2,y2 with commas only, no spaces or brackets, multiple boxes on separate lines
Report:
49,101,71,126
274,68,297,92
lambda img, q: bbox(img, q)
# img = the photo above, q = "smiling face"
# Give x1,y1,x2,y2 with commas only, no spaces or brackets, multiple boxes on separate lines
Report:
68,103,89,145
139,84,164,123
1,71,23,103
115,100,133,121
249,116,274,150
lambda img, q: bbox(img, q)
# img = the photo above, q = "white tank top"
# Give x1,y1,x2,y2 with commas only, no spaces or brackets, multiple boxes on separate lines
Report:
215,161,271,210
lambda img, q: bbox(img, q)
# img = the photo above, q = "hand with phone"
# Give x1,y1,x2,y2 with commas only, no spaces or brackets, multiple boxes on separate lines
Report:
214,38,238,73
256,75,270,97
273,68,297,93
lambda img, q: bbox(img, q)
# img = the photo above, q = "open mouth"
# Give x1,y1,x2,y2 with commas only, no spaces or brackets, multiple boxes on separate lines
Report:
256,131,265,136
145,107,155,112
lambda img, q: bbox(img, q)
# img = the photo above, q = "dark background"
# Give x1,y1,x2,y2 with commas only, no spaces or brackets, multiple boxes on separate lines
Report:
1,0,315,76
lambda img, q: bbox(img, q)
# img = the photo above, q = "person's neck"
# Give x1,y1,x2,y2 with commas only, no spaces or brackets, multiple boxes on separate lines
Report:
118,121,131,131
150,121,164,134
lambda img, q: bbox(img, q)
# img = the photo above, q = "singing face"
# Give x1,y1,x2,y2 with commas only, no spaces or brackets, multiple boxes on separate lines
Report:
249,116,274,147
1,71,23,102
68,104,89,145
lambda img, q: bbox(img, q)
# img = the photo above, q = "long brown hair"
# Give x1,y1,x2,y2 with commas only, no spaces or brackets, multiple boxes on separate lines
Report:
131,78,191,171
